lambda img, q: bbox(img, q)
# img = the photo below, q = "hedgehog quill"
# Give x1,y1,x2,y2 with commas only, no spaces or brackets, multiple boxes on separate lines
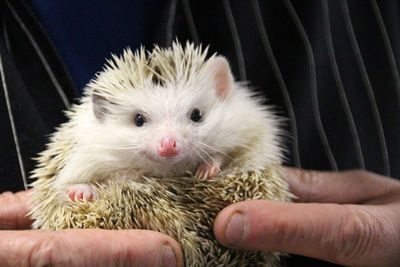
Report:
30,42,293,266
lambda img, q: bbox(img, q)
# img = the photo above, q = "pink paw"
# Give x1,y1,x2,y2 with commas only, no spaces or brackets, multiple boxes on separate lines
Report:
195,162,220,180
67,184,96,201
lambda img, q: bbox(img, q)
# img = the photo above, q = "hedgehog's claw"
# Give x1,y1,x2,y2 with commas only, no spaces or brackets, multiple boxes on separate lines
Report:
195,162,221,180
67,184,96,201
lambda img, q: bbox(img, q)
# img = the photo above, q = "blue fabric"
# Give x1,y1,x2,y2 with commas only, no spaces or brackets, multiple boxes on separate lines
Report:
24,0,163,93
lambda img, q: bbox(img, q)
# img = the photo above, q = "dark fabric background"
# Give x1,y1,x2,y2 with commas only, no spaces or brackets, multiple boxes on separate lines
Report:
1,1,399,266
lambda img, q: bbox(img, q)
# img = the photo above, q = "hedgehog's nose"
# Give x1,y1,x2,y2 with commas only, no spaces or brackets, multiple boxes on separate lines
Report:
158,136,180,157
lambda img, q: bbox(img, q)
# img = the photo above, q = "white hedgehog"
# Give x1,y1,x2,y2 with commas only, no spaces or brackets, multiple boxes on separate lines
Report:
32,41,283,201
30,42,292,266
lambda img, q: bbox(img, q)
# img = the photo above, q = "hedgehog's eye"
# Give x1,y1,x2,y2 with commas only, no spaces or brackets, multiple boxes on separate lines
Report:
190,108,202,123
134,113,146,127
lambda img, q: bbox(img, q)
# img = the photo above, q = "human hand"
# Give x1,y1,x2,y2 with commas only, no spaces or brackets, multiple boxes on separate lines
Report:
214,168,400,267
0,190,183,267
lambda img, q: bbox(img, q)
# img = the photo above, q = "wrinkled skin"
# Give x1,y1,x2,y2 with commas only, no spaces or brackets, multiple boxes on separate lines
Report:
2,168,399,266
0,190,183,267
214,168,400,267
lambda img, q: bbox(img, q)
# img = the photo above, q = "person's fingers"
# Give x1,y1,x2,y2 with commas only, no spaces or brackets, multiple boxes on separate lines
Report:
0,190,33,230
281,167,400,204
214,200,399,267
0,229,183,267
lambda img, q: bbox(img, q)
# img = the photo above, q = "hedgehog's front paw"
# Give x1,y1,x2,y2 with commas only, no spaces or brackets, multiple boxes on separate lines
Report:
195,161,221,180
67,184,96,201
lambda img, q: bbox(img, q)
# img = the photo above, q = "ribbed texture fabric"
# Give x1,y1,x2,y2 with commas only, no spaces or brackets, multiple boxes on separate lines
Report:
1,1,399,266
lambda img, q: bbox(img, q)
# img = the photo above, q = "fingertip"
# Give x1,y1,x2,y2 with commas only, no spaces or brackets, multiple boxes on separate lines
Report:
159,233,184,267
111,229,183,267
213,204,232,245
213,201,254,247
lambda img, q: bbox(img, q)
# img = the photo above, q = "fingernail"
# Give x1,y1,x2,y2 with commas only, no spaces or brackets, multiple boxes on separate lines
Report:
225,213,247,245
159,245,176,267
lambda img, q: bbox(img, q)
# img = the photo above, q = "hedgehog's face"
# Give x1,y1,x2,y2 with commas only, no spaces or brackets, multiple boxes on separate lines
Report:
91,56,236,177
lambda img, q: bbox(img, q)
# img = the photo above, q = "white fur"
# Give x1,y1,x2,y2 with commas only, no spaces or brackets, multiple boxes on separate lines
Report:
51,42,283,192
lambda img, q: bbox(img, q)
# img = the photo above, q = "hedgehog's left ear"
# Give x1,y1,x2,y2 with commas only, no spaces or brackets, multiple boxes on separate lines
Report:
209,56,234,100
92,90,109,121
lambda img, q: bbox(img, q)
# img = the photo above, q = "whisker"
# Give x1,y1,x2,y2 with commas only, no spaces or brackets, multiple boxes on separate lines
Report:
194,150,210,167
198,146,215,164
193,140,233,160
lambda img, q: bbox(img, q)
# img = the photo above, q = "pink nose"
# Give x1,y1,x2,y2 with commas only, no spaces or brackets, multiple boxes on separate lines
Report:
158,136,180,157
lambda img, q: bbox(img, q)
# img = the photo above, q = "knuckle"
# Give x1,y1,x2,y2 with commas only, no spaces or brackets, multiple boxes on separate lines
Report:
297,170,319,187
297,170,320,202
339,215,363,253
334,207,375,263
0,191,14,204
28,234,55,266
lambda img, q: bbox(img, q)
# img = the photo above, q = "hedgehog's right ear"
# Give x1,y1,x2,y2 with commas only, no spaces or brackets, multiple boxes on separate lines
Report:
92,90,109,121
209,56,234,100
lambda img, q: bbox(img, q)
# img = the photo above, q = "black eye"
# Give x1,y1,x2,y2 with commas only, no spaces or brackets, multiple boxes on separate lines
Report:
190,108,202,122
134,113,146,127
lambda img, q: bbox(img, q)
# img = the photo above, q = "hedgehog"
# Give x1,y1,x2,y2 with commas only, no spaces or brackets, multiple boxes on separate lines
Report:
29,41,293,266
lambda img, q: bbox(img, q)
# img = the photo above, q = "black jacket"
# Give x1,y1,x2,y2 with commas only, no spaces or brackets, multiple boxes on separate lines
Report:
1,1,399,266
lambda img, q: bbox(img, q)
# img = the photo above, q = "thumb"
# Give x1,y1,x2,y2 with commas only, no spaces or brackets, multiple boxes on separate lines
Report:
1,229,183,267
213,200,388,266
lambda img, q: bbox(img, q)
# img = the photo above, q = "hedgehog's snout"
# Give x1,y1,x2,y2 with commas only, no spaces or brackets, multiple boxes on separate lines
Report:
157,136,180,157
